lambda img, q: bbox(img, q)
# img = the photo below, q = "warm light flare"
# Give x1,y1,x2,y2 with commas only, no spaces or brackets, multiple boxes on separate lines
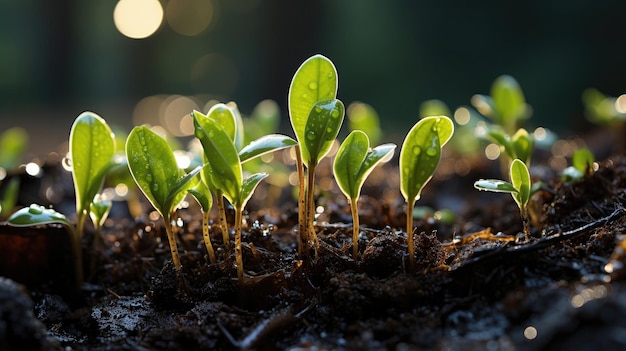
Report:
113,0,164,39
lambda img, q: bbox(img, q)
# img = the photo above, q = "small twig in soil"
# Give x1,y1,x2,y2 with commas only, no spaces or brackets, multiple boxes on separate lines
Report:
218,304,313,350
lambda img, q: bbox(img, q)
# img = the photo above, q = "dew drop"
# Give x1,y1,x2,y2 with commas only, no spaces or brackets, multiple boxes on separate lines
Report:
331,110,340,118
426,147,437,156
314,107,322,113
412,146,421,155
308,81,318,90
326,127,333,133
302,93,309,99
306,131,316,140
28,204,43,215
152,183,159,191
327,71,334,79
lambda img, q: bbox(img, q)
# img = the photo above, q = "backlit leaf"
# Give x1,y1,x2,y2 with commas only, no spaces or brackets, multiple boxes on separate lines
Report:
303,99,345,165
474,179,518,193
510,158,531,210
239,134,297,163
8,204,72,229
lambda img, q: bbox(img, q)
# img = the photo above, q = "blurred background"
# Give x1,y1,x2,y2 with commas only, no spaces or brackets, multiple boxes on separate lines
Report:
2,0,626,157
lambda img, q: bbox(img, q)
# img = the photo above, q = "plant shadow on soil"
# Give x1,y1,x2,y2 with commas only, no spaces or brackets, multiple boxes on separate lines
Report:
3,153,626,350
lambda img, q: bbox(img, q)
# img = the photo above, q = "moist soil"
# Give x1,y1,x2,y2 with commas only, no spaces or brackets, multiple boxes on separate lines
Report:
2,152,626,350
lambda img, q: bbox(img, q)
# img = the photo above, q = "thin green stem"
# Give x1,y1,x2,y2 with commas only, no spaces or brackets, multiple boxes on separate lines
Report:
72,212,85,289
202,210,216,264
217,191,230,250
351,197,360,259
406,198,416,271
164,213,182,273
295,145,306,256
235,205,244,281
306,162,318,255
520,206,530,241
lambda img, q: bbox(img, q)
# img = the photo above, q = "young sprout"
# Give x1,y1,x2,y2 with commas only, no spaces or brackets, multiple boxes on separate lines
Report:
126,126,201,274
288,54,344,257
188,178,216,264
193,107,271,281
399,116,454,271
562,147,595,182
333,130,396,259
472,75,531,136
474,158,532,240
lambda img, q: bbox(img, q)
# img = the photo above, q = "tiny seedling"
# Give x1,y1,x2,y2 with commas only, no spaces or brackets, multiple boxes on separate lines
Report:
7,112,117,289
193,108,272,281
474,158,532,240
562,147,595,182
399,116,454,270
288,54,344,257
188,178,216,264
333,130,396,259
472,75,531,136
126,126,202,274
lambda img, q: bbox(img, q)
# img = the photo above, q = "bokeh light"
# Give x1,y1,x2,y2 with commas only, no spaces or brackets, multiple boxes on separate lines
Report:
113,0,164,39
166,0,214,36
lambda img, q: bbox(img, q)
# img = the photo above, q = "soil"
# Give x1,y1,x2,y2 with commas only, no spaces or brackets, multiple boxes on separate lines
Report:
2,150,626,350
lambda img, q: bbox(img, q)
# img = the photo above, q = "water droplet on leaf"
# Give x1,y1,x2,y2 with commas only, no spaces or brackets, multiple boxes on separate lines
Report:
308,81,318,90
306,131,316,140
426,147,437,156
412,146,421,155
331,110,340,118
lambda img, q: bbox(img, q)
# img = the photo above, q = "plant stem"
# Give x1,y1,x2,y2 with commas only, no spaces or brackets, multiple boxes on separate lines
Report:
406,198,416,271
350,197,360,259
72,212,85,289
164,213,182,273
306,162,318,255
520,206,530,241
216,191,230,250
295,145,306,256
234,205,244,281
202,210,216,264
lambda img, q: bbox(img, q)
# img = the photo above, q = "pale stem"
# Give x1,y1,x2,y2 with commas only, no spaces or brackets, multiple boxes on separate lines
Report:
295,145,306,256
520,206,531,241
407,198,416,271
351,197,360,259
202,210,216,264
164,213,182,273
217,192,230,250
306,162,318,255
234,205,244,281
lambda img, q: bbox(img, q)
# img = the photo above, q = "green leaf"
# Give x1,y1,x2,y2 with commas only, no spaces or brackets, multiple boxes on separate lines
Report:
89,196,112,228
491,75,526,130
474,179,518,193
69,112,116,216
303,99,345,165
188,177,212,211
193,111,242,205
511,128,533,165
334,130,370,200
7,204,72,229
572,147,595,172
0,127,28,169
240,173,268,208
239,134,297,163
399,116,454,204
198,105,238,143
486,128,513,157
510,158,531,210
347,102,382,145
289,54,338,152
126,126,181,217
164,166,202,213
334,130,396,201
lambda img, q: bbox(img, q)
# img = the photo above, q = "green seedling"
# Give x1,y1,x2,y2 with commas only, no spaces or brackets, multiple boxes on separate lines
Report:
346,102,382,145
188,178,216,264
472,75,531,136
399,116,454,270
126,126,201,274
0,127,28,219
7,112,117,289
474,158,532,240
193,108,271,281
487,127,534,167
333,130,396,259
562,147,595,182
289,54,345,256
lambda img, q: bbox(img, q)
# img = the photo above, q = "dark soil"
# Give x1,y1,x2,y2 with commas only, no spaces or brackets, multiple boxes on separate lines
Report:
2,153,626,350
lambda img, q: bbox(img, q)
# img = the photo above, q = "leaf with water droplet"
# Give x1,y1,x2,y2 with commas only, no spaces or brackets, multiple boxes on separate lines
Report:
302,99,344,165
7,204,72,229
399,116,454,205
239,134,297,163
288,54,338,159
69,112,116,218
334,130,396,201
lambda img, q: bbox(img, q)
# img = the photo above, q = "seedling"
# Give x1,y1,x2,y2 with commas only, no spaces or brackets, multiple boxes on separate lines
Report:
346,102,382,145
399,116,454,270
188,178,216,264
562,147,595,182
288,54,345,256
333,130,396,259
193,107,271,281
7,112,118,288
126,126,202,274
474,158,532,240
